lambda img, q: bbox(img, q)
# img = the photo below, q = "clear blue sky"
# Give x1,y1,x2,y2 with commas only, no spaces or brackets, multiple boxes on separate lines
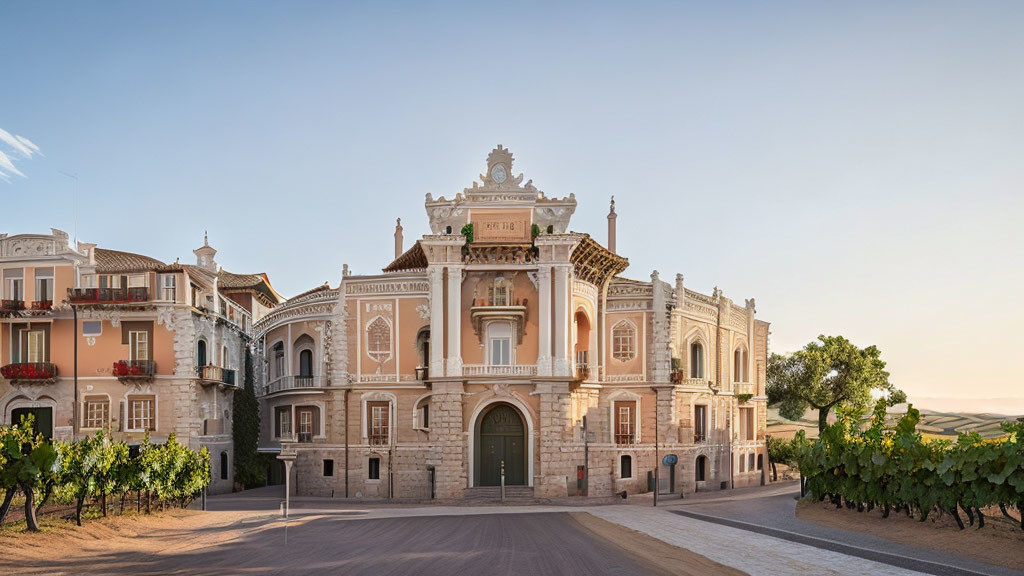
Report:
2,1,1022,407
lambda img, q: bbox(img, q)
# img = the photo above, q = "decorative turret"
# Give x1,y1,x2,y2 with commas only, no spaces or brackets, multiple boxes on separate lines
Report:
394,218,404,260
194,231,218,272
607,196,617,253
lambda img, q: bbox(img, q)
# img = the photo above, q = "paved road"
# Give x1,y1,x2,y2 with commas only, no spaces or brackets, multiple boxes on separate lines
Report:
676,490,1023,576
31,512,681,576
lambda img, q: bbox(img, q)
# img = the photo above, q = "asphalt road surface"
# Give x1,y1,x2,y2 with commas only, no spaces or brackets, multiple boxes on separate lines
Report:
28,512,702,576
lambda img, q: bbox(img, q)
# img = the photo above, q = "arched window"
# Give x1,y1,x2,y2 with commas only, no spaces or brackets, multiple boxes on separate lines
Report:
492,277,513,306
696,455,707,482
690,342,704,378
220,451,228,480
733,347,747,382
272,342,285,379
366,317,392,365
620,455,632,479
487,322,512,366
611,321,636,362
196,339,207,367
299,349,314,377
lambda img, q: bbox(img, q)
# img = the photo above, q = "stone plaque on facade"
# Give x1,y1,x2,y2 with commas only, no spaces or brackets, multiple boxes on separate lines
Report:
471,209,532,243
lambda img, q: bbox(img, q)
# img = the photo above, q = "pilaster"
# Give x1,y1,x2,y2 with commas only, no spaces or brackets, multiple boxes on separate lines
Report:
536,266,552,376
428,266,445,377
445,266,463,377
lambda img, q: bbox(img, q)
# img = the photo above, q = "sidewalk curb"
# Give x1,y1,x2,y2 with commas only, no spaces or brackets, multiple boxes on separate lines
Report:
670,510,1005,576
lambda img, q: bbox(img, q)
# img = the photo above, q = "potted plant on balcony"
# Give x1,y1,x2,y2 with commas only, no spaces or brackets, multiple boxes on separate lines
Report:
670,357,684,383
113,361,130,377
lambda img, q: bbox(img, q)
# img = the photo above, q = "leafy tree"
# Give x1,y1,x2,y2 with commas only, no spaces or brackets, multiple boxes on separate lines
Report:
233,348,264,488
0,416,58,531
766,436,797,481
768,335,901,432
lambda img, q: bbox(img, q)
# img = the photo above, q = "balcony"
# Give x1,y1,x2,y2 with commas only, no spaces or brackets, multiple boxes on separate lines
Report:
734,382,754,396
462,364,537,377
113,360,156,382
1,362,58,383
1,299,25,312
469,298,528,341
264,374,323,395
196,365,237,387
30,300,52,311
69,287,148,305
575,363,596,381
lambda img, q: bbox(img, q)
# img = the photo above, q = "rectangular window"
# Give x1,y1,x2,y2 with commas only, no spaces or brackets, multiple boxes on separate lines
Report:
160,274,177,301
34,268,54,302
274,406,292,438
614,401,635,444
297,407,315,442
128,396,155,431
420,403,429,429
82,321,102,337
367,401,389,444
694,405,707,443
83,397,109,429
739,407,754,441
323,459,334,477
749,453,756,471
368,457,380,480
129,331,149,362
26,330,45,363
81,274,97,289
128,274,146,288
6,278,24,301
489,338,511,365
620,455,632,479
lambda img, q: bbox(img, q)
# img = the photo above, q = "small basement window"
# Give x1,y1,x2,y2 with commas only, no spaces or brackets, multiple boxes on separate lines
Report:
620,455,632,479
324,459,334,477
368,456,381,480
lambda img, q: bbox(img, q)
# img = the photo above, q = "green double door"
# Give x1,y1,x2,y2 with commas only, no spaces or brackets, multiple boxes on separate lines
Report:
11,407,53,440
478,404,525,486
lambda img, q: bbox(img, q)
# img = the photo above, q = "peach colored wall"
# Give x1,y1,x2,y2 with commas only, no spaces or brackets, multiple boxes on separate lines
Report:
605,311,646,376
459,272,539,365
398,297,429,374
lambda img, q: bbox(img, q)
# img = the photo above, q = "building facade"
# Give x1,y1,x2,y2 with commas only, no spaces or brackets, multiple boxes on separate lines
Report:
0,231,280,494
255,146,771,500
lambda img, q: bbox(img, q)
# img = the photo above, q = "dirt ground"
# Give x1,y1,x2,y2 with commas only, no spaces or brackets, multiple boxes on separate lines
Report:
796,499,1024,571
570,512,747,576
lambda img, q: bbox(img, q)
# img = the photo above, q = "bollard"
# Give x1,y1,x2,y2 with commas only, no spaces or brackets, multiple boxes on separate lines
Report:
500,460,506,503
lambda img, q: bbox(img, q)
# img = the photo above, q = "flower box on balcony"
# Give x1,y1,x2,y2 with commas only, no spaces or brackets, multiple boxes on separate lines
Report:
1,299,25,312
113,360,155,381
30,300,53,311
1,362,58,382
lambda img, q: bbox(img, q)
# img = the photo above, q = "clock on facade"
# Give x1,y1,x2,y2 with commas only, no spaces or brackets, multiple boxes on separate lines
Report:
491,164,507,184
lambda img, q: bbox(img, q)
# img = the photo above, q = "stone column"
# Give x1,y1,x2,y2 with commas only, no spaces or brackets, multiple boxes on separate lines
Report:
537,266,552,376
428,266,445,377
445,266,462,377
536,380,572,499
429,380,465,498
552,264,570,377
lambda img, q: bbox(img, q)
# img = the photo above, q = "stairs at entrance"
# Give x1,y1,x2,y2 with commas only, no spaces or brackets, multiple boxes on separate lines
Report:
462,486,535,503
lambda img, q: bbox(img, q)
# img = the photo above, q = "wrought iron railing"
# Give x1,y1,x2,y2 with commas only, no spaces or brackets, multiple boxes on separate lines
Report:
575,363,593,381
69,287,148,304
113,360,156,380
1,362,58,382
1,299,25,311
462,364,537,377
30,300,52,311
614,432,637,445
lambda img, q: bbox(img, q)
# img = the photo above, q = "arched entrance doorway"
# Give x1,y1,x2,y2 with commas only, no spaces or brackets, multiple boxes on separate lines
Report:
475,403,526,486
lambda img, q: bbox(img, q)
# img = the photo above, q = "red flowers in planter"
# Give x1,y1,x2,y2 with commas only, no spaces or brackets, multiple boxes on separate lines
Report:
113,360,130,376
1,363,55,380
113,361,149,377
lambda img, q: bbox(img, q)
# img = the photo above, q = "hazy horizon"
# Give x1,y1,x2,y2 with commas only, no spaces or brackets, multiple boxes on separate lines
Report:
2,2,1021,406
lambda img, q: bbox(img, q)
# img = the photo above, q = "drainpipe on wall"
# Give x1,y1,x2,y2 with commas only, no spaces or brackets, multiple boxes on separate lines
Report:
344,388,350,498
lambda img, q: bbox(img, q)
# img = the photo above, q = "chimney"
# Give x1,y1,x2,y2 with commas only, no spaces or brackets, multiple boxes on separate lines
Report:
607,196,617,253
394,218,404,260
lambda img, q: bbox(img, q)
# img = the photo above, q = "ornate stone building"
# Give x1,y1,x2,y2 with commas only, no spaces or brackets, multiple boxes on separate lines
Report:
256,146,771,499
0,231,281,494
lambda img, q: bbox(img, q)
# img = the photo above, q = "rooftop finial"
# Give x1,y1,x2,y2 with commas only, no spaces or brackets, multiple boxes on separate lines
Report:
204,230,209,246
607,195,618,253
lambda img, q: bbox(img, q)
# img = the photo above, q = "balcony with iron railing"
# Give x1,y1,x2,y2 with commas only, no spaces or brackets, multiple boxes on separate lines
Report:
462,364,538,377
196,364,237,387
1,362,58,383
30,300,52,311
1,299,25,312
113,360,156,382
614,432,637,445
263,374,324,395
70,287,148,305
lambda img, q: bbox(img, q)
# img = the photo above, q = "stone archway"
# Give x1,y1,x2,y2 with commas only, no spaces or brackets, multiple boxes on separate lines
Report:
474,403,527,487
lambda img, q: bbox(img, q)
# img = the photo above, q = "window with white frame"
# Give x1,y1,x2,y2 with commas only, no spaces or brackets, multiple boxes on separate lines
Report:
367,401,390,445
128,274,146,288
272,342,285,379
492,277,513,306
4,269,24,301
694,404,708,443
34,268,54,302
129,331,148,362
82,397,109,429
487,322,512,366
160,274,176,301
614,401,636,444
128,396,155,431
25,330,46,363
81,274,98,289
274,406,292,438
611,321,635,362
